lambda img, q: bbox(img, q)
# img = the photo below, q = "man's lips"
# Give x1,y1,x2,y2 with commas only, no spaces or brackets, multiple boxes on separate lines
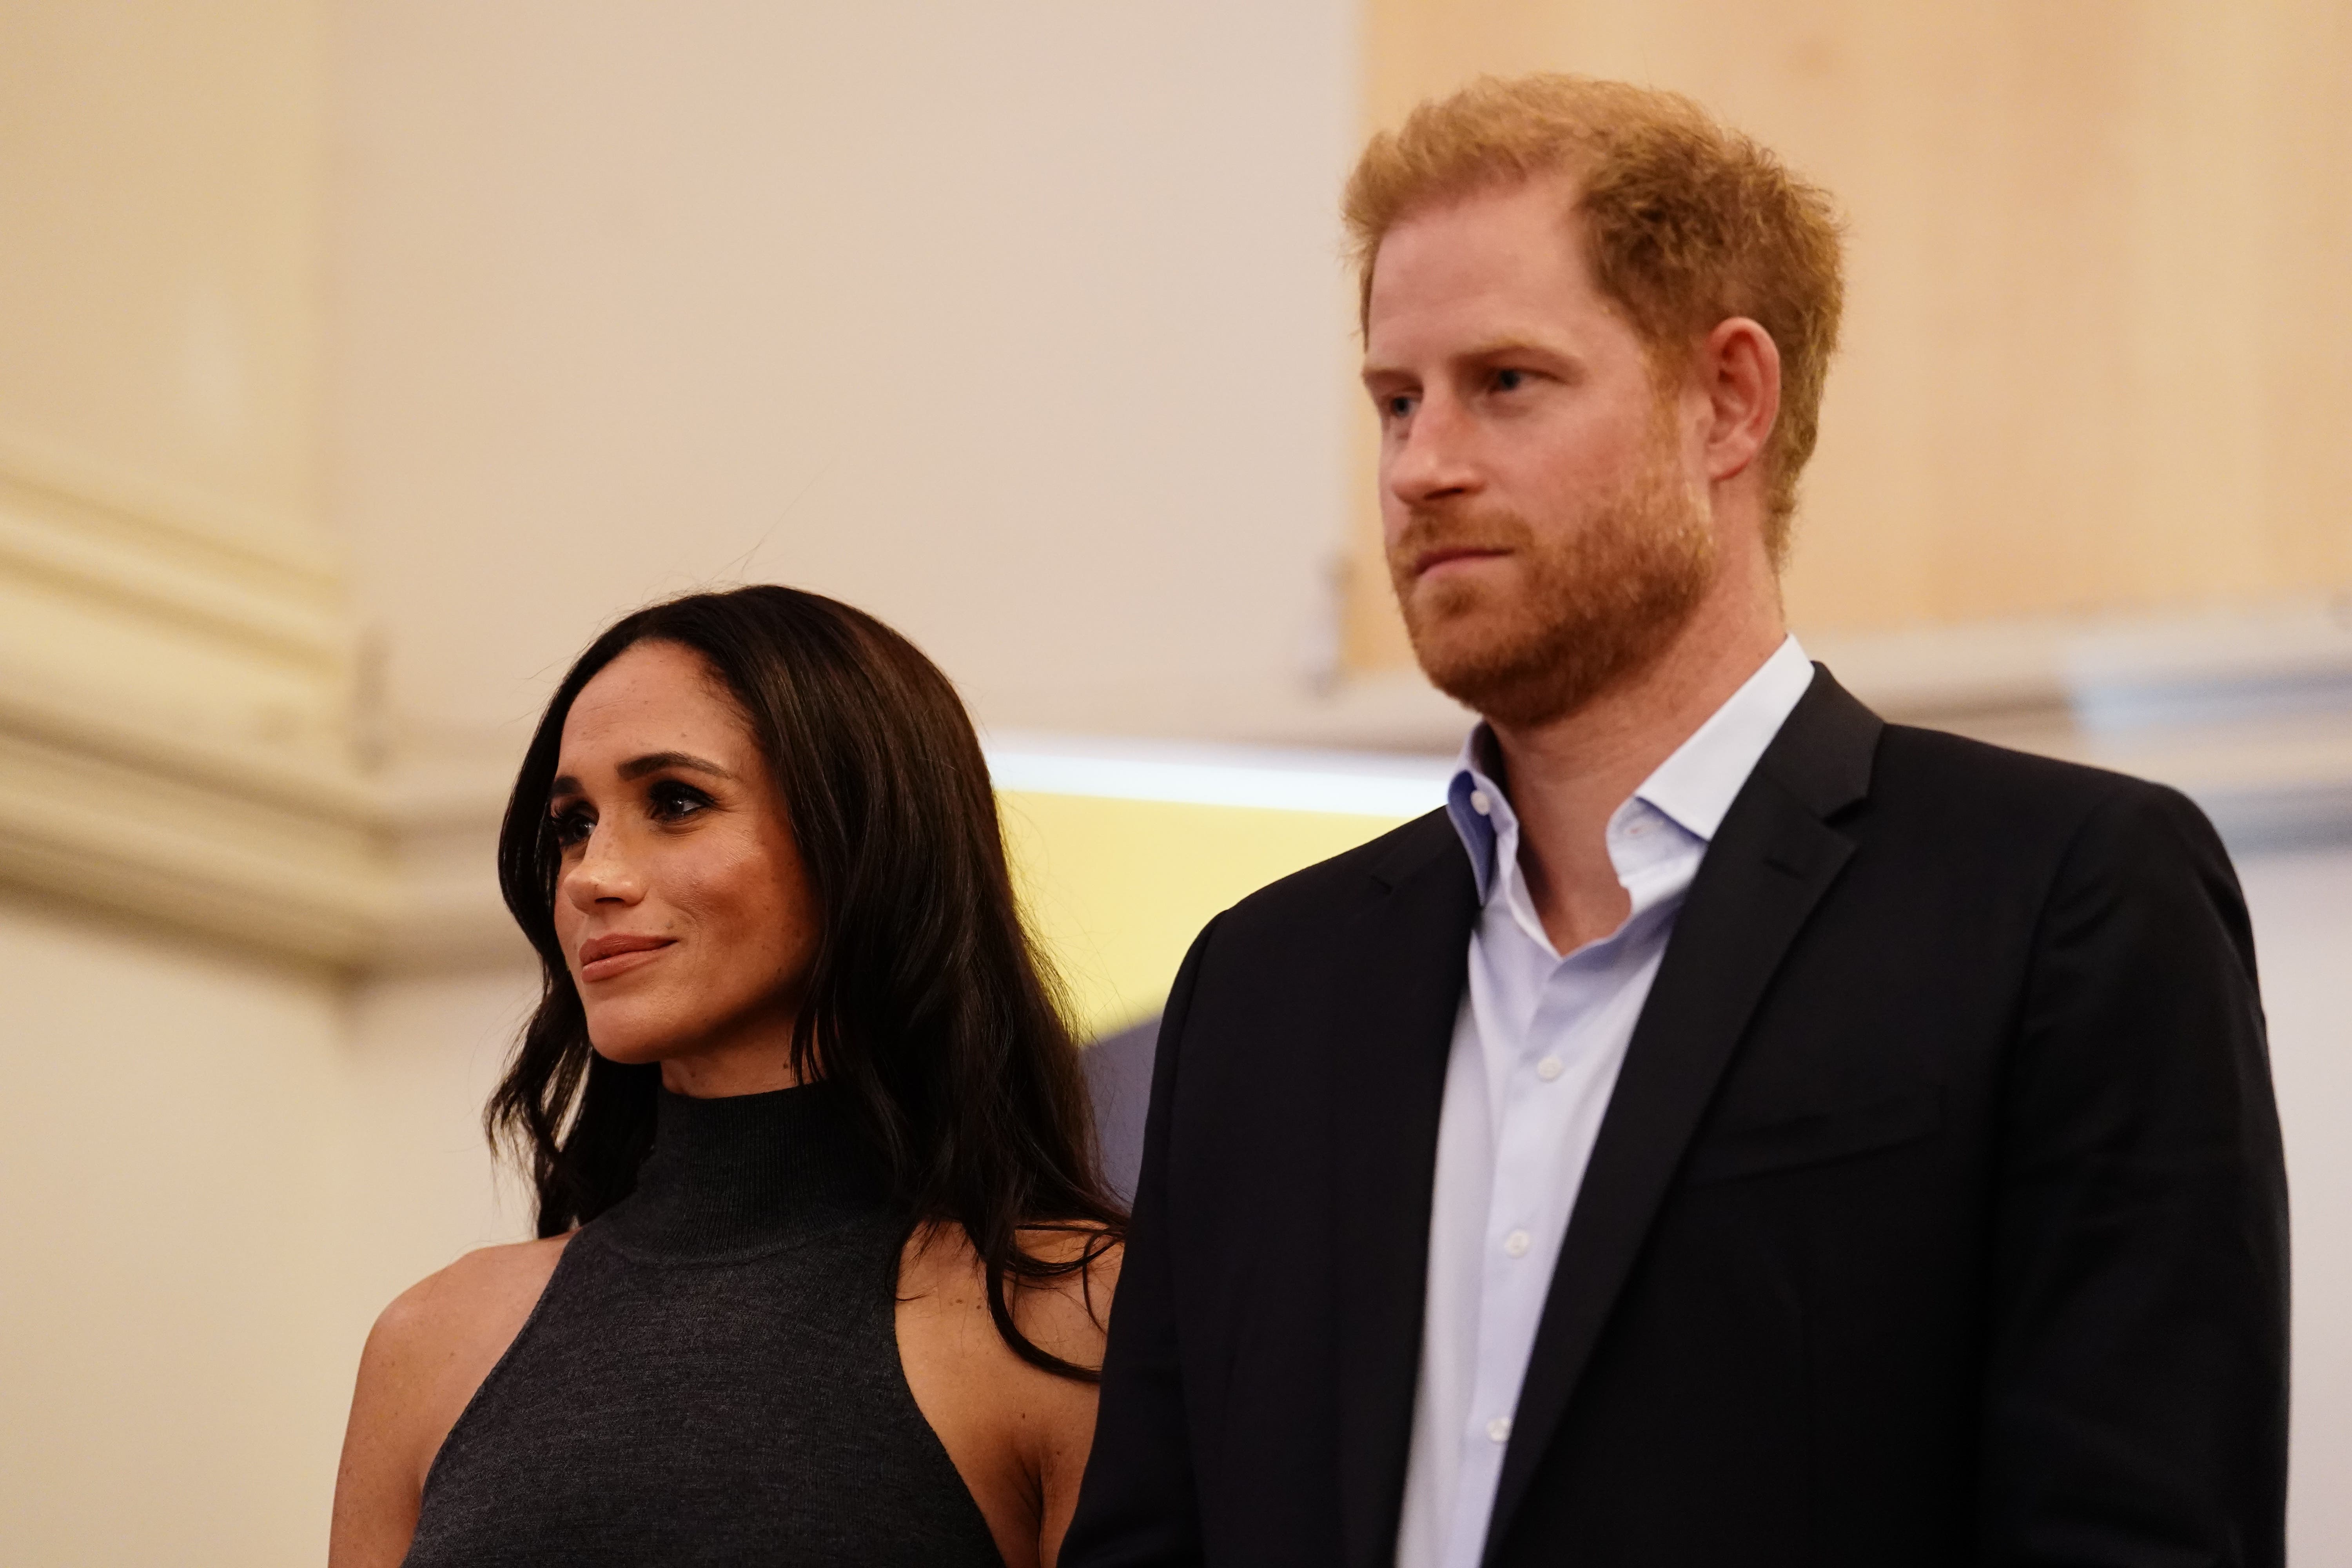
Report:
1411,544,1510,580
577,933,675,982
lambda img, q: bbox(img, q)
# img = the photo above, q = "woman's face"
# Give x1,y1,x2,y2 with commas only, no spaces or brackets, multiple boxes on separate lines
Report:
547,639,820,1096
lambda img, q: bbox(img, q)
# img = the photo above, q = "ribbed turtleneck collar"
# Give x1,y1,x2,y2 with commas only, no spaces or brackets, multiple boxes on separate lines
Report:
601,1080,890,1261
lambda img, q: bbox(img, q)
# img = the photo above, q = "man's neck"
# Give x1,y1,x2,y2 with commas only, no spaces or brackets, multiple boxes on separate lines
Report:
1488,581,1786,954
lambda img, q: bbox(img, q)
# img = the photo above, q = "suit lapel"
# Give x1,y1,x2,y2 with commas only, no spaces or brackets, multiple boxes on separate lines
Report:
1329,814,1483,1568
1478,670,1883,1563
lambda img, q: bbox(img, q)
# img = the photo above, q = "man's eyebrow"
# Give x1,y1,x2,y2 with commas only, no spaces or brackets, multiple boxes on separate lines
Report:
618,750,735,782
1448,334,1566,362
1362,336,1566,380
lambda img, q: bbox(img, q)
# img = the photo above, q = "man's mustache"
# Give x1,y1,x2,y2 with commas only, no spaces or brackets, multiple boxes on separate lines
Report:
1390,507,1532,575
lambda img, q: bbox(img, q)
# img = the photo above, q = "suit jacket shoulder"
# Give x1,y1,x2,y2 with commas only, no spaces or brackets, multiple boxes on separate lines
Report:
1854,721,2245,937
1195,807,1463,955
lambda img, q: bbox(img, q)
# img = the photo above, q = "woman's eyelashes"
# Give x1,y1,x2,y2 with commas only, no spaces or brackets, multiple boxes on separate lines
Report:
647,779,715,824
547,779,713,851
549,800,594,849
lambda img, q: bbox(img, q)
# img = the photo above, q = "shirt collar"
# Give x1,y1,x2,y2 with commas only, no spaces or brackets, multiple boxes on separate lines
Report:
1445,751,1508,905
1446,635,1816,902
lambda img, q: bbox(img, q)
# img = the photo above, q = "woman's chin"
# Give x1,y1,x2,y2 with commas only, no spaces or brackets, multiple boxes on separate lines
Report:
582,999,803,1088
582,1012,679,1067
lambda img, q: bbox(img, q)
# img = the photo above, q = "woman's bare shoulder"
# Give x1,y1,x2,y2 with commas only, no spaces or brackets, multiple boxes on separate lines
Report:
331,1236,573,1567
353,1236,573,1475
893,1222,1123,1568
362,1232,574,1401
899,1221,1122,1364
370,1235,572,1362
1008,1223,1123,1366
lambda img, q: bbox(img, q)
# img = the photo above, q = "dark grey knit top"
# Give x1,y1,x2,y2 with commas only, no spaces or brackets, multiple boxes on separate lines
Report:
402,1082,1005,1567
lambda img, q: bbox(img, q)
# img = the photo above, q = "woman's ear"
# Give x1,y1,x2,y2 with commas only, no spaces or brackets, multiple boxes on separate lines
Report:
1701,316,1781,485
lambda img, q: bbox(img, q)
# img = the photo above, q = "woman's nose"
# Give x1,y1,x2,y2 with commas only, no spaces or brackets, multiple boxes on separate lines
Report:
564,826,644,908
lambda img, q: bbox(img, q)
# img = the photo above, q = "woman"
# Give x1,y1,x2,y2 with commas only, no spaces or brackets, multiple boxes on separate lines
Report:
330,586,1124,1567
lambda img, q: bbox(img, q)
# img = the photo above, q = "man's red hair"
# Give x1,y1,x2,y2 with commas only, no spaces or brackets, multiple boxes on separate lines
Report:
1344,74,1845,561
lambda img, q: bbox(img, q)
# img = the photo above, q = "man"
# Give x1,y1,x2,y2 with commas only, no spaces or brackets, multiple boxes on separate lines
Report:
1063,75,2288,1568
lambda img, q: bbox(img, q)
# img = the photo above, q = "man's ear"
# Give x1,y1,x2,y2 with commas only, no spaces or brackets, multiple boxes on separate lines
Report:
1701,317,1781,485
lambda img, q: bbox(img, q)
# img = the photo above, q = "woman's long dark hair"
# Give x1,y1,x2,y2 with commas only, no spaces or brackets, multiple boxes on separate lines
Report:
486,585,1123,1379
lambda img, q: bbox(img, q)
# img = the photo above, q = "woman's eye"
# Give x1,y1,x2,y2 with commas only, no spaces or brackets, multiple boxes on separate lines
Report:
549,807,593,849
649,781,713,822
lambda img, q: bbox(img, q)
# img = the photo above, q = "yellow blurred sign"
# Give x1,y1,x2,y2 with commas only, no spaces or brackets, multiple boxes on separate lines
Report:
998,789,1420,1038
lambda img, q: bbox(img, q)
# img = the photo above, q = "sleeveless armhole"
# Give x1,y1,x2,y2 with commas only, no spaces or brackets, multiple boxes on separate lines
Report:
413,1233,580,1505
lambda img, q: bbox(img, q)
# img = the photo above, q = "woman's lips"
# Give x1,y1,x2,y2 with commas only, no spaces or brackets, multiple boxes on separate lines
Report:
577,934,676,983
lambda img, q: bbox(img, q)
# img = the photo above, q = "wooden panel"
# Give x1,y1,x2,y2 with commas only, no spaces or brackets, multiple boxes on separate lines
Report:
1346,0,2352,669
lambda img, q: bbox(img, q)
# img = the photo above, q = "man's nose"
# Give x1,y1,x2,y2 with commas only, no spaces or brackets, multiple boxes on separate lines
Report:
1386,396,1479,507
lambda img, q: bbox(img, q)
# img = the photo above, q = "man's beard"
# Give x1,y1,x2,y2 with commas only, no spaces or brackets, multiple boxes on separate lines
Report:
1389,447,1716,730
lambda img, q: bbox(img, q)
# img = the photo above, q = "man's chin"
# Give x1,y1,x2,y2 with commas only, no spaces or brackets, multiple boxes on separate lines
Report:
1405,606,1693,729
1406,623,1555,723
1403,561,1513,622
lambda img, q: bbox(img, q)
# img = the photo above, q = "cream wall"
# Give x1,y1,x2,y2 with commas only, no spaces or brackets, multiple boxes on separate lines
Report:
0,0,380,969
0,894,349,1563
339,968,536,1325
0,2,380,1560
0,0,326,548
329,0,1360,750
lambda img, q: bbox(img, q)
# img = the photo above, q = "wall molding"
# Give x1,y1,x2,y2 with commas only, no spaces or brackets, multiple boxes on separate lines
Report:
0,706,388,965
0,427,343,602
0,443,393,967
0,433,545,971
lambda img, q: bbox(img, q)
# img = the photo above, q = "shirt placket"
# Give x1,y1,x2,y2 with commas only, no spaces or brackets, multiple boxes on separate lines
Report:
1444,948,1600,1561
1443,813,1679,1564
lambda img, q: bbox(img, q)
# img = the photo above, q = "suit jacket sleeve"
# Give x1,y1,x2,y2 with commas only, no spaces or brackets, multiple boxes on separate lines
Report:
1062,916,1224,1567
1979,782,2290,1564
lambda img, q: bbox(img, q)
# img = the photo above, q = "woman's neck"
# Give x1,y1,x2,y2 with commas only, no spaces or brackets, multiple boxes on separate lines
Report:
657,1022,805,1098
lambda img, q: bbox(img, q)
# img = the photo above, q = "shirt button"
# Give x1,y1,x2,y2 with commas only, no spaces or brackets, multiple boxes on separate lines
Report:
1487,1416,1513,1444
1470,789,1492,816
1503,1229,1530,1258
1536,1055,1564,1081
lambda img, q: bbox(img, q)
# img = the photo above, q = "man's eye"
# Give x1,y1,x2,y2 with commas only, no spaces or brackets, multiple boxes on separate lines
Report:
649,782,713,822
1384,393,1416,419
1493,368,1528,392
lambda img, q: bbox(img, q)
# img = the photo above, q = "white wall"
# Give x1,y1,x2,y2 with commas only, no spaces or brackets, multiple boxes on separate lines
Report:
328,0,1360,754
2239,844,2352,1565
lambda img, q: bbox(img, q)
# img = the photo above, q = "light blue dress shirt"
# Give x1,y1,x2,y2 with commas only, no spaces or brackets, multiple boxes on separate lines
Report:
1394,636,1817,1568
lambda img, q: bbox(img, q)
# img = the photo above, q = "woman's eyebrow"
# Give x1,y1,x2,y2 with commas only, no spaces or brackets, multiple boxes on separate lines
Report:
617,750,735,782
